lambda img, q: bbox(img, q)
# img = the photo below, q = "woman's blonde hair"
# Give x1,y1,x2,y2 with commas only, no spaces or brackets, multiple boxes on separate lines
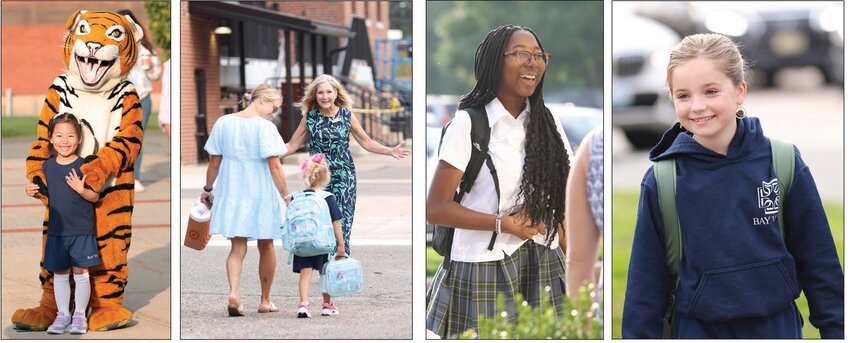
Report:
666,33,748,97
303,158,331,189
300,74,352,115
241,83,282,107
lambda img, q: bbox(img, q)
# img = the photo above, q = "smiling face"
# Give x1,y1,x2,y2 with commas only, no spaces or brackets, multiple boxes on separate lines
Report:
670,57,746,151
315,82,338,111
50,122,81,158
498,30,545,106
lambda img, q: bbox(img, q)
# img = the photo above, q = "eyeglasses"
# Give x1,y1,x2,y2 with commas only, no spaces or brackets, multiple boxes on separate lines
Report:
503,50,551,66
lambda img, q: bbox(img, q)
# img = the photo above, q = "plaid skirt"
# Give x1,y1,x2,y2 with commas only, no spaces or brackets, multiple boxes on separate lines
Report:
425,240,566,338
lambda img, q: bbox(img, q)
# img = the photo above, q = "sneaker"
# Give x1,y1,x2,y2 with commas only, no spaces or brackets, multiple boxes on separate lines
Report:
47,312,72,334
69,313,87,334
297,301,311,318
322,302,339,316
134,180,145,192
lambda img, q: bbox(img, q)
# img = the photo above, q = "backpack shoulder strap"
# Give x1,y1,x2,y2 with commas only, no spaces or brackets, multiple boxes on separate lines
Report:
437,107,497,269
458,107,493,196
768,137,795,240
653,158,681,338
316,190,334,200
653,159,681,277
465,107,501,251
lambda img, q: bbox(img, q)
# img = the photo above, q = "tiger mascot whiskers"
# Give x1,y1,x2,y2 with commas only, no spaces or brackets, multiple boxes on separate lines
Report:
13,10,144,332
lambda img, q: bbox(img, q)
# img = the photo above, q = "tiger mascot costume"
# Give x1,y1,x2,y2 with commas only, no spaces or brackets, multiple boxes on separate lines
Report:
13,10,144,331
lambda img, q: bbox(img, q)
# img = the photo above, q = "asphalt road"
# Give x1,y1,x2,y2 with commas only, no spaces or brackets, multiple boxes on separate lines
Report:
180,245,412,339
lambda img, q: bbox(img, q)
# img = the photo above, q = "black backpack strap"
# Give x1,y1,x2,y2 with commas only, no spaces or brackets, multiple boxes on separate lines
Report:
437,106,498,270
464,107,500,251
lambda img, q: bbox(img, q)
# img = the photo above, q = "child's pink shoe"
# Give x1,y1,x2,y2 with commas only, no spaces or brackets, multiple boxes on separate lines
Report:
297,301,311,318
322,302,339,316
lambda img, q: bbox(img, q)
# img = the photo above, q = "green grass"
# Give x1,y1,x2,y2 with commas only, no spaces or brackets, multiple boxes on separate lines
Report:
426,247,442,278
2,112,160,138
612,191,844,338
1,116,39,138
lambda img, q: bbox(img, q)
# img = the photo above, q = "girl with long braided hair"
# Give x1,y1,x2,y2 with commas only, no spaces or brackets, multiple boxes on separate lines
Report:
425,24,571,338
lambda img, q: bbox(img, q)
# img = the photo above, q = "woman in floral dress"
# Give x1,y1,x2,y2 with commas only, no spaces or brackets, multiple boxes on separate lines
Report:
285,74,410,254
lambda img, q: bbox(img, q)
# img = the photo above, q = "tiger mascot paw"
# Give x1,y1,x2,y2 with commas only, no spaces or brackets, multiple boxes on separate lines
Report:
11,290,58,331
11,307,55,331
89,306,133,331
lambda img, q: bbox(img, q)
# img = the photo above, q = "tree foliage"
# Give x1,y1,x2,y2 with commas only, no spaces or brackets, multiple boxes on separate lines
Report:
426,1,603,96
144,1,171,60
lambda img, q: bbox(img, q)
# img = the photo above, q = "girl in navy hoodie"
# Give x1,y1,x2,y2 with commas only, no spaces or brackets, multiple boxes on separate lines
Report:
622,33,843,338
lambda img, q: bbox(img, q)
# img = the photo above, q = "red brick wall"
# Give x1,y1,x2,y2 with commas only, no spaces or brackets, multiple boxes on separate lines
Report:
180,2,223,164
1,24,67,95
281,2,347,26
277,1,390,62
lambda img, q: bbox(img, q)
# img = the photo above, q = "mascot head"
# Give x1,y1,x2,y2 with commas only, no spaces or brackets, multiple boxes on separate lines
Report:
63,10,143,91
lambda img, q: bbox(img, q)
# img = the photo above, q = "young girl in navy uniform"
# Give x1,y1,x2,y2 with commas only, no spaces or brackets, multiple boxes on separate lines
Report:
292,154,346,318
425,25,571,338
623,33,843,338
26,113,101,334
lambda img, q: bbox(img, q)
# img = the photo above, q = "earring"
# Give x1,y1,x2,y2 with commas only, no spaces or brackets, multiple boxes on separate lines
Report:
736,105,747,119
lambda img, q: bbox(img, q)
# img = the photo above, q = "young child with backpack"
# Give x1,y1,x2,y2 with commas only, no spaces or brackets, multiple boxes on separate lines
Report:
622,33,843,338
288,153,346,318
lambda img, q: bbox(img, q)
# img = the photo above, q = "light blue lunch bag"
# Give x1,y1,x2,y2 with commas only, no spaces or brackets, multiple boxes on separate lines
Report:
321,254,363,296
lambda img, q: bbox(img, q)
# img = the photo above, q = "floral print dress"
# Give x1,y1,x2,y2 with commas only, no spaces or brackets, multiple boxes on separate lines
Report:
306,107,356,254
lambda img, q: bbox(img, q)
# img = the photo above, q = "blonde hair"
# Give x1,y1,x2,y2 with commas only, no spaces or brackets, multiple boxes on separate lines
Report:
666,33,748,97
303,159,331,189
300,74,352,115
241,83,282,107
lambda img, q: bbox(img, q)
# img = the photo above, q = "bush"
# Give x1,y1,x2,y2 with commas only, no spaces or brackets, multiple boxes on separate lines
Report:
458,283,602,339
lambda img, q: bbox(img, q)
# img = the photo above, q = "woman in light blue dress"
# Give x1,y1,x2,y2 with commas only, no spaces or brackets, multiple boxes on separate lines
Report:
200,84,292,316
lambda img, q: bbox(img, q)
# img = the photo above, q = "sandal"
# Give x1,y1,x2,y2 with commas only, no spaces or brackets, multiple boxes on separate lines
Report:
258,302,280,313
227,302,245,317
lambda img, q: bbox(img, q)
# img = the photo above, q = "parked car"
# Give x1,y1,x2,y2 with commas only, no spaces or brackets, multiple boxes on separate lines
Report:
694,2,843,86
632,2,844,87
612,14,680,149
548,102,603,152
426,95,459,156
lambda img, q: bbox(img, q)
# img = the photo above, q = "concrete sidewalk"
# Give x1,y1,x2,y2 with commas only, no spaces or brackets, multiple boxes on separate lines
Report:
1,130,171,339
179,143,413,339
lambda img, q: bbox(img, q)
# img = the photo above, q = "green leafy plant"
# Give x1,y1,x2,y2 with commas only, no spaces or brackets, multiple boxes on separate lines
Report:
458,283,602,339
144,1,171,60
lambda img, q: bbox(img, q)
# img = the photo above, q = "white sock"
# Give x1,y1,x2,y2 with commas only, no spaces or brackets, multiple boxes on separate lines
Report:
73,273,91,317
54,273,71,316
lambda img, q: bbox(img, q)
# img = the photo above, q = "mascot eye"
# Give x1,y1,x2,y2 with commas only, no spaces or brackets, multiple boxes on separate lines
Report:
76,20,91,35
105,25,126,42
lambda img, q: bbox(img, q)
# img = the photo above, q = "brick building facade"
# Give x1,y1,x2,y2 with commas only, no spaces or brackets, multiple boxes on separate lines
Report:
180,1,391,164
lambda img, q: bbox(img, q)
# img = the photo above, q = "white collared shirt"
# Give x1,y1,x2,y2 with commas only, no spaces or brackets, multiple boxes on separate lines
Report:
438,97,572,263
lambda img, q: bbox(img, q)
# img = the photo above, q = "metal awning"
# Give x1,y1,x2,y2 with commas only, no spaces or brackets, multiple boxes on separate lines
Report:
188,1,354,37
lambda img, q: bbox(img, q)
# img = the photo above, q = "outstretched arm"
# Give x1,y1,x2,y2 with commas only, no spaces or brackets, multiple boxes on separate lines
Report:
350,112,410,159
283,116,308,157
79,85,144,192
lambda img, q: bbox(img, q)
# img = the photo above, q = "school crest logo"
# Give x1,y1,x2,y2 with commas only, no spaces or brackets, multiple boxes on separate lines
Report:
757,178,780,215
